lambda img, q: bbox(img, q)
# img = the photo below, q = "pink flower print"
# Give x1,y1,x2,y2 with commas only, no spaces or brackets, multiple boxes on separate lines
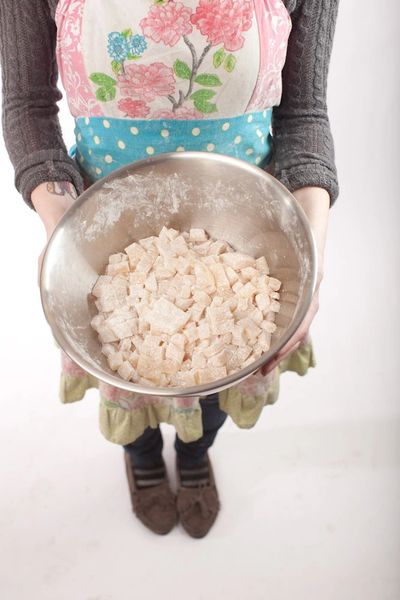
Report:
140,2,193,47
99,382,132,404
235,369,276,396
175,396,199,409
151,106,204,120
191,0,253,52
61,351,87,377
117,98,151,118
118,62,176,102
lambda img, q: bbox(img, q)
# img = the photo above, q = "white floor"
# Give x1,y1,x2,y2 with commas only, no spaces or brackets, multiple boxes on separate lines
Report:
0,2,399,599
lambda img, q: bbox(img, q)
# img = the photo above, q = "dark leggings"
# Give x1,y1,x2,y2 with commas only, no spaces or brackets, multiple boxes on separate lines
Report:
123,393,228,467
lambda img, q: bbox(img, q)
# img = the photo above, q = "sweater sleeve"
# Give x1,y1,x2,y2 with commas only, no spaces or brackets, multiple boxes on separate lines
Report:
272,0,339,205
0,0,84,208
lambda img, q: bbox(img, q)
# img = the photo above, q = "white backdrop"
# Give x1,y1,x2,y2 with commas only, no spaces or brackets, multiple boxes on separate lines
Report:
0,1,399,599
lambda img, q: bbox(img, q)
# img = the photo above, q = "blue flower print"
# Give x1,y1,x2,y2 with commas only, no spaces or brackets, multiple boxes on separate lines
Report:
129,35,147,57
107,32,130,62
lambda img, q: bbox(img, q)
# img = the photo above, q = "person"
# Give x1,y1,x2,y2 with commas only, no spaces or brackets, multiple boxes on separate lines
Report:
0,0,339,538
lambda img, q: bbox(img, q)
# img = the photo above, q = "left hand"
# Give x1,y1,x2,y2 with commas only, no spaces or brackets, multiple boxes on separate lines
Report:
261,186,330,376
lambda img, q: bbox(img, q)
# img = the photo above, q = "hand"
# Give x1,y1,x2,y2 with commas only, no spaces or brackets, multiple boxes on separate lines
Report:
32,181,78,285
261,186,330,375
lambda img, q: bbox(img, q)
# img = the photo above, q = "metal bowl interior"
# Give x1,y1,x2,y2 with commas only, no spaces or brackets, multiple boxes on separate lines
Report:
40,152,317,397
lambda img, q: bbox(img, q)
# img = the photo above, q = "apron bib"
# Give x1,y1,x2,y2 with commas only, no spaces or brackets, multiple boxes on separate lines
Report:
55,0,291,180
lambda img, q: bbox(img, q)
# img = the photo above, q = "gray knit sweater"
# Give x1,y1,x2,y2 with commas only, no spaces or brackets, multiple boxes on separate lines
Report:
0,0,339,207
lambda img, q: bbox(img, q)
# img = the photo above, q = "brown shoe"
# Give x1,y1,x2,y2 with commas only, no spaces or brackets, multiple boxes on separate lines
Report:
176,454,220,538
124,451,178,535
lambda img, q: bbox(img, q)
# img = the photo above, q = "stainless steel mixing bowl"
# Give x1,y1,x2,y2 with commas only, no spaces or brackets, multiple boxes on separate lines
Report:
40,152,317,396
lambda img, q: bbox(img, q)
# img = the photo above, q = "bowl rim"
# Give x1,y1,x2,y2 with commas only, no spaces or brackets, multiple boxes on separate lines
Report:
40,151,317,397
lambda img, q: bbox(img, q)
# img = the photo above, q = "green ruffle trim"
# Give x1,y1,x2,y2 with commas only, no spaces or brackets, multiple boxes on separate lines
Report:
99,400,203,445
59,372,98,403
279,338,316,375
219,366,280,428
59,340,315,445
219,339,316,429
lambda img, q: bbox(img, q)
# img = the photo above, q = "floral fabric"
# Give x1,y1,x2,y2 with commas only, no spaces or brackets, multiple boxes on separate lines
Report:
60,341,316,445
54,0,316,447
56,0,291,120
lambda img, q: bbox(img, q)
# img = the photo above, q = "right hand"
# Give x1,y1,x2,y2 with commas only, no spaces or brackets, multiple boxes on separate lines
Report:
31,181,78,285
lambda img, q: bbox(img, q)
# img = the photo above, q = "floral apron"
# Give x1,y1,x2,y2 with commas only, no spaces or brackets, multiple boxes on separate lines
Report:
55,0,315,446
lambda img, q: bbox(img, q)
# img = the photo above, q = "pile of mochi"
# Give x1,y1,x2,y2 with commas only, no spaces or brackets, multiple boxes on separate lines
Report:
90,227,281,387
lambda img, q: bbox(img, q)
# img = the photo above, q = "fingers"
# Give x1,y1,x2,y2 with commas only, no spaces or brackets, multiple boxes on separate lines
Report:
37,247,46,287
259,290,320,376
260,340,302,375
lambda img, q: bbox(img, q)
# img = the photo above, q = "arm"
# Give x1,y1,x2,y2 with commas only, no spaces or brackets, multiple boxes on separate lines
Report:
0,0,84,208
272,0,339,205
262,0,339,373
261,186,330,375
32,181,78,238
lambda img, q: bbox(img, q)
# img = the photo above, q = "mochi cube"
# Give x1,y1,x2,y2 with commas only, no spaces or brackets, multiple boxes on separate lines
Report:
129,272,146,285
108,253,125,264
138,236,158,251
136,252,157,274
261,321,277,333
165,343,185,365
189,228,208,242
144,272,158,293
92,275,112,298
171,235,188,256
191,350,207,369
164,227,179,241
108,351,124,371
145,298,190,335
224,266,239,285
175,297,194,311
91,314,104,331
195,366,227,384
268,277,282,291
175,256,191,275
208,349,227,367
269,300,281,312
208,263,230,288
184,322,199,343
255,256,269,273
255,293,270,312
208,240,228,255
117,361,135,381
106,261,129,276
221,253,256,270
119,338,131,353
193,290,212,306
194,263,215,291
141,334,162,355
197,322,211,340
170,333,186,349
97,325,120,343
101,343,117,357
240,266,259,282
125,242,145,264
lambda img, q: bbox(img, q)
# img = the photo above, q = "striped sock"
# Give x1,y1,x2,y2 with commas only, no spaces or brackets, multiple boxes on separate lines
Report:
130,458,166,489
178,457,210,488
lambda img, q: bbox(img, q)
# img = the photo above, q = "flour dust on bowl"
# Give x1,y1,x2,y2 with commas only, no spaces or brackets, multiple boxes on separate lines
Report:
40,152,317,397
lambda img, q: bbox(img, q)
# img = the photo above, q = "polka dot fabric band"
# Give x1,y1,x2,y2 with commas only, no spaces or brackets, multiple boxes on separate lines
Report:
73,110,273,181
